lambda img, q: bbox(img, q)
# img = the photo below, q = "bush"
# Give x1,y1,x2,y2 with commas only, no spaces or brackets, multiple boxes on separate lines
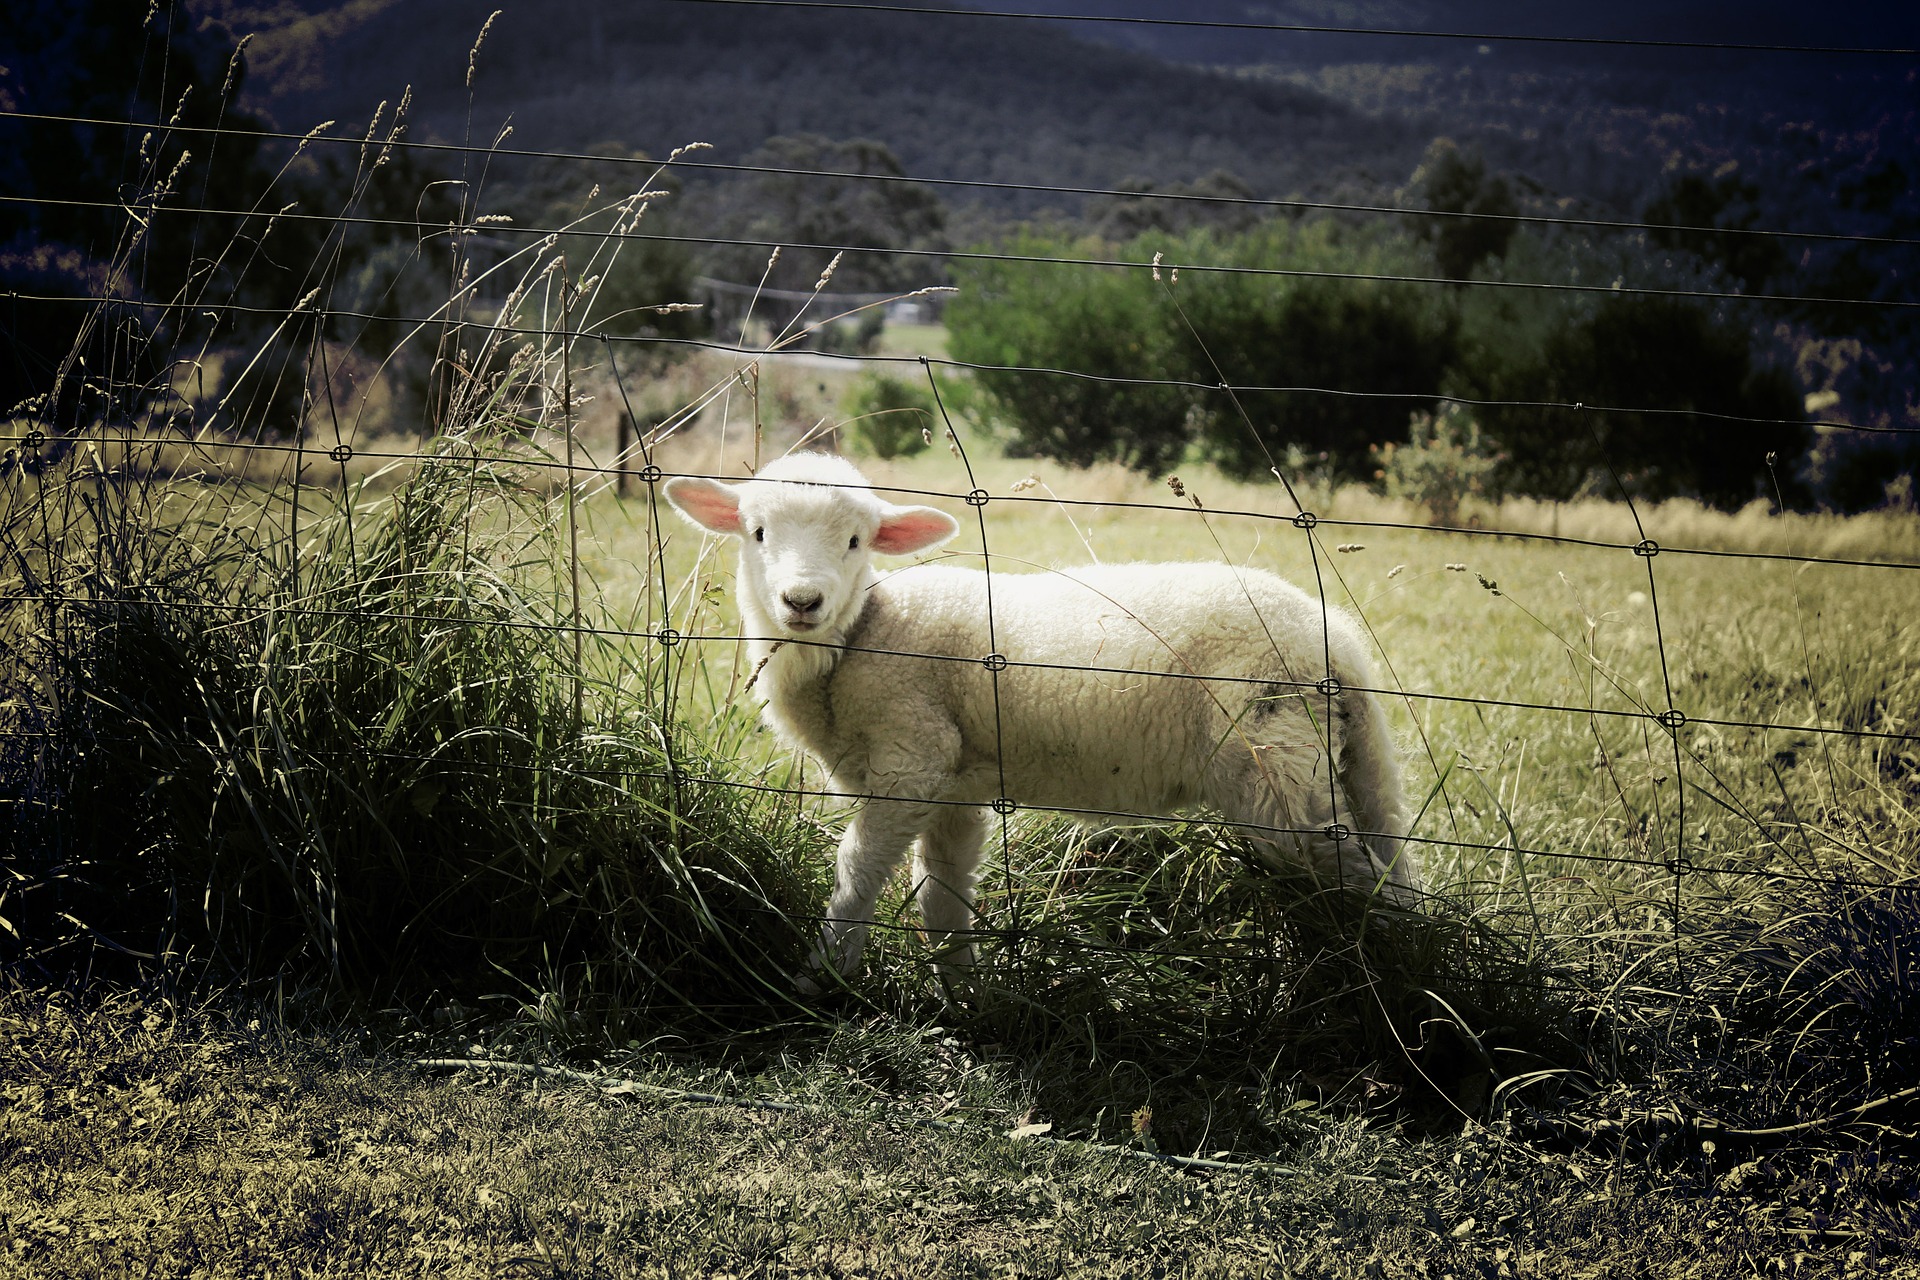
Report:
952,219,1814,509
840,371,936,459
1172,221,1456,481
1473,293,1807,509
946,229,1195,473
1370,402,1505,526
947,221,1455,480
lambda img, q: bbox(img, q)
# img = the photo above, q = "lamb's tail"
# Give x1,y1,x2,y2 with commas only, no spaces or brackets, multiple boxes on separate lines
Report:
1341,678,1423,905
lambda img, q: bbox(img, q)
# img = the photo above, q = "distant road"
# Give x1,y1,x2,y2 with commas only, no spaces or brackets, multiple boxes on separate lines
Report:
706,345,866,373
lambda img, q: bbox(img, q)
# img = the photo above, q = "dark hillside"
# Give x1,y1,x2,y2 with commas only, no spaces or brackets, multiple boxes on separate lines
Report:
197,1,1919,241
1001,1,1920,83
210,0,1421,210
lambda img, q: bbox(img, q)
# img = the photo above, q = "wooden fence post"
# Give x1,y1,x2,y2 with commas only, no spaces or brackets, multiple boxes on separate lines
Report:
616,408,632,499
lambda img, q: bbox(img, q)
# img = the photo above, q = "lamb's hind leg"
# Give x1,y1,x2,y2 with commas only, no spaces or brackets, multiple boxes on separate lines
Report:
912,803,990,975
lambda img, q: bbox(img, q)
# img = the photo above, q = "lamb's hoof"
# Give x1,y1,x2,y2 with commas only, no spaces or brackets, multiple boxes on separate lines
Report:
795,956,854,997
932,967,975,1006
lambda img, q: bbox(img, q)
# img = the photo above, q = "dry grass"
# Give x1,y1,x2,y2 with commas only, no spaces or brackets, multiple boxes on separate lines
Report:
4,983,1910,1278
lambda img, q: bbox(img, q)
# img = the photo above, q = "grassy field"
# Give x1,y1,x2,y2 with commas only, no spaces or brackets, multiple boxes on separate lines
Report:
6,327,1919,1274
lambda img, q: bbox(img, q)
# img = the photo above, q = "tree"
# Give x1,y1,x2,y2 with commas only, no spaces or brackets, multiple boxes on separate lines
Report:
947,232,1191,473
706,135,948,297
0,1,475,441
1415,139,1518,282
1480,295,1807,509
946,220,1456,480
1094,169,1262,241
0,0,270,423
1174,221,1457,482
1643,172,1787,295
488,143,704,345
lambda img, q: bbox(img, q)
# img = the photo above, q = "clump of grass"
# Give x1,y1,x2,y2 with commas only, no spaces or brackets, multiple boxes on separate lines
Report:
1596,875,1920,1131
0,67,837,1034
830,819,1582,1152
0,411,820,1035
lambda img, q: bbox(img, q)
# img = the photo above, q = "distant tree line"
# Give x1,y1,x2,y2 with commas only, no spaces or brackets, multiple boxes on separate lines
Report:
947,150,1813,511
9,2,1910,511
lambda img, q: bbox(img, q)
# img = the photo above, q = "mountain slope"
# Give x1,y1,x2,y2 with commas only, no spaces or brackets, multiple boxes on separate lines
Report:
207,0,1423,209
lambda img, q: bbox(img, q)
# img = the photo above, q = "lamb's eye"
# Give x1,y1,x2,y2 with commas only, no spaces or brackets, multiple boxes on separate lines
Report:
754,527,765,543
848,535,860,550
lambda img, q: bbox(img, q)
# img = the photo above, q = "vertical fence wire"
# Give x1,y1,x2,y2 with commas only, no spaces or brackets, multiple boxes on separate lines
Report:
922,357,1025,980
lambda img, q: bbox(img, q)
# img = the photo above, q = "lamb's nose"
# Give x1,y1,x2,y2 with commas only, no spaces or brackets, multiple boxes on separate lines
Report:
782,589,823,614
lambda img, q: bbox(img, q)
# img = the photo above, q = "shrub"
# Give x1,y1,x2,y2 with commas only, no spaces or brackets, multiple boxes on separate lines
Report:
1484,296,1806,508
840,371,936,459
946,229,1194,473
1173,221,1457,482
1370,401,1505,526
947,221,1455,480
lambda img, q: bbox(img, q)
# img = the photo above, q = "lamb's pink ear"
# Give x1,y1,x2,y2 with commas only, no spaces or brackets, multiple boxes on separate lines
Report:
872,503,959,556
662,476,744,535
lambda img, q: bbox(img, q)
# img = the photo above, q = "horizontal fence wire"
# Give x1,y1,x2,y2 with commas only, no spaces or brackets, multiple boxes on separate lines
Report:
6,429,1918,575
8,315,1908,449
7,108,1919,251
0,717,1897,897
0,716,1895,899
654,0,1920,57
4,189,1914,316
6,433,1919,580
5,572,1915,749
4,293,1914,441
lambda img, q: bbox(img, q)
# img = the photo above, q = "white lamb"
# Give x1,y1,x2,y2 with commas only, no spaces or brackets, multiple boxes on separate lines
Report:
664,453,1421,984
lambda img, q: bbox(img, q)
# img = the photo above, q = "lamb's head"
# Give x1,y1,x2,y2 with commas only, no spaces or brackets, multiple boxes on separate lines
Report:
663,453,958,637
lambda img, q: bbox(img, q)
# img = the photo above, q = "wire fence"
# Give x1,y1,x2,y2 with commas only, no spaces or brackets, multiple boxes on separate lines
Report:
3,7,1917,1020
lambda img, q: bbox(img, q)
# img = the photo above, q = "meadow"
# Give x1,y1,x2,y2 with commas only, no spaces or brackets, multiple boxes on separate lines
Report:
7,323,1917,1272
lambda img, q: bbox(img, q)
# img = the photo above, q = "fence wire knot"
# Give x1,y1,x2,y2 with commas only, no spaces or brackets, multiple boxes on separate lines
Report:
638,463,663,485
1324,823,1351,843
966,488,990,508
991,797,1018,816
22,429,46,450
1316,676,1342,698
1657,708,1687,730
981,652,1008,672
656,627,681,649
327,443,353,464
1292,511,1318,530
1634,538,1660,558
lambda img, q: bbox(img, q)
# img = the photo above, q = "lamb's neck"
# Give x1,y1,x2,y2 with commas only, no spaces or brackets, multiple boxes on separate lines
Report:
742,573,877,756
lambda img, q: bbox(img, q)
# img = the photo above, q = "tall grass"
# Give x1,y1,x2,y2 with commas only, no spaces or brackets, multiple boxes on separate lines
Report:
0,131,837,1029
1,424,826,1026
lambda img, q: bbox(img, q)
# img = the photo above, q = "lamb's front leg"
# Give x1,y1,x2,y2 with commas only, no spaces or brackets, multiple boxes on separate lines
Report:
807,795,940,985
